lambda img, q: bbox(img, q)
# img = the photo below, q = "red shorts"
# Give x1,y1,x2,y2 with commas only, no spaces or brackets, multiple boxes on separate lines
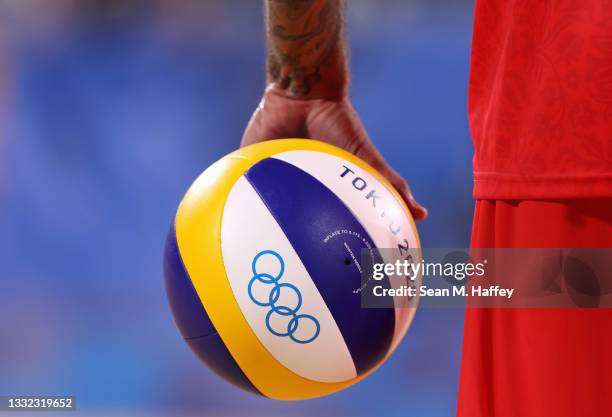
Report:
457,199,612,417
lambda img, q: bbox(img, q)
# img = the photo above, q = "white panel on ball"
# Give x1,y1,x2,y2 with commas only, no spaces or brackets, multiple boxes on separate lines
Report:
273,150,419,352
220,176,357,383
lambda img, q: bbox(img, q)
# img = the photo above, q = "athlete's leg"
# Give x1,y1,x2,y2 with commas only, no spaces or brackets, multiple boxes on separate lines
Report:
457,199,612,417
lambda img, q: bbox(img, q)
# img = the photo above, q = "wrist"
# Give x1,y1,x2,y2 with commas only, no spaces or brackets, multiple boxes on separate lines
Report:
266,51,348,101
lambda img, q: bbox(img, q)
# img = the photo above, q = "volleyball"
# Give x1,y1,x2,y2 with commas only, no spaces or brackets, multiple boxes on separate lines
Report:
164,139,420,400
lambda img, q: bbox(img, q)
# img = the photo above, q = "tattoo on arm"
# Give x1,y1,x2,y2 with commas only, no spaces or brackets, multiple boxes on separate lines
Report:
265,0,347,99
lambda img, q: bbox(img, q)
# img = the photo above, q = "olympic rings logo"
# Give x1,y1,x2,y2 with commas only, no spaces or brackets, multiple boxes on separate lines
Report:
248,250,320,344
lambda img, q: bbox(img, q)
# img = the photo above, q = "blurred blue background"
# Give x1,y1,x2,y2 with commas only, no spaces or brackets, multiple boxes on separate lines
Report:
0,1,474,416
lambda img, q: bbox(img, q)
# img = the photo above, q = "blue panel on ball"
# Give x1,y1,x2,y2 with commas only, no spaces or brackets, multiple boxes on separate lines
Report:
164,224,216,339
245,157,395,375
163,224,261,395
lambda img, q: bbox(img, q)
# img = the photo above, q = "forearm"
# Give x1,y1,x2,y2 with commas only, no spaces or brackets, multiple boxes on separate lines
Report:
265,0,348,100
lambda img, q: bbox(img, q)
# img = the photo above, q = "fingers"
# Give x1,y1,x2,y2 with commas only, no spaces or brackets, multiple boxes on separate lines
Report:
394,177,428,221
353,141,428,221
379,166,428,221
